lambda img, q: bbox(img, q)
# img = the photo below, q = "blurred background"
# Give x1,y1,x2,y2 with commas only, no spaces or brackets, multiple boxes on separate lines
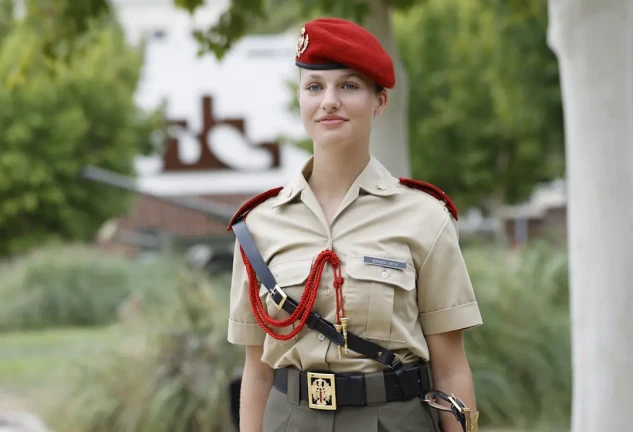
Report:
0,0,572,431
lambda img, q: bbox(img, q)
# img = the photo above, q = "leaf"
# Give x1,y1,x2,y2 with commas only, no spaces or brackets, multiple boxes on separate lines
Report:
173,0,205,14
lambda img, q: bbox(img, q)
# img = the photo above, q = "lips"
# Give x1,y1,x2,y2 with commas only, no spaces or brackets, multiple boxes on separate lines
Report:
318,115,347,122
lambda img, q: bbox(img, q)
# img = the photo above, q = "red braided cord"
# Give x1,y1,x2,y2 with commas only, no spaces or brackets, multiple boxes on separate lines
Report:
241,247,344,341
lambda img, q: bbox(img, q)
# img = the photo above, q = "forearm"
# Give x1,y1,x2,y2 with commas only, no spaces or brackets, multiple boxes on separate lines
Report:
431,369,477,432
239,356,274,432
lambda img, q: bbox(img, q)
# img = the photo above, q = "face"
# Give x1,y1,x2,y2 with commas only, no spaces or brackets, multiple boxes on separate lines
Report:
299,69,388,151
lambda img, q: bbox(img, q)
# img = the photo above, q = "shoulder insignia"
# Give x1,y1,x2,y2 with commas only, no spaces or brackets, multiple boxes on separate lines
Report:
227,186,284,231
399,178,458,220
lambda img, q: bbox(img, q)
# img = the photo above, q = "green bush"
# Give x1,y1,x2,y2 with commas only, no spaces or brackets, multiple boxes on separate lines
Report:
464,243,571,430
0,245,180,331
48,268,241,432
0,15,164,257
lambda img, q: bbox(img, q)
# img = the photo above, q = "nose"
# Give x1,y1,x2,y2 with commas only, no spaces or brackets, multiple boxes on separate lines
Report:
320,86,341,112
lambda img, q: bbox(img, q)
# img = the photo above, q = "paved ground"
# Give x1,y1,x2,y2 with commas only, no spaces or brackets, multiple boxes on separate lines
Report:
0,393,50,432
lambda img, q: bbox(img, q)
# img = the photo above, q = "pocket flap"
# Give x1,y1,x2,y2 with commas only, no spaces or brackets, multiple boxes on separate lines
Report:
346,256,416,291
258,259,313,296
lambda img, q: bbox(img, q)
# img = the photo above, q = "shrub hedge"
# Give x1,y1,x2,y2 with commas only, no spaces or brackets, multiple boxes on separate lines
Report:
0,245,180,331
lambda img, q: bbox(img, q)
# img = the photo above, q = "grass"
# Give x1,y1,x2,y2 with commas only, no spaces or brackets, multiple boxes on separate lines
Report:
0,325,122,401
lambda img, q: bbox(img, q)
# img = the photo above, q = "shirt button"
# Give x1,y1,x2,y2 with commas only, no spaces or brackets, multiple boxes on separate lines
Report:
324,289,330,295
318,334,325,341
381,271,389,278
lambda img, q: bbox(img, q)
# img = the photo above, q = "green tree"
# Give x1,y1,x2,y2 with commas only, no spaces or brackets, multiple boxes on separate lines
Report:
396,0,564,210
24,0,113,61
0,17,160,256
0,0,14,42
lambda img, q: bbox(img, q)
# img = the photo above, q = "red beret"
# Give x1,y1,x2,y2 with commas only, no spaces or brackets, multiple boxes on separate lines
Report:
295,18,395,89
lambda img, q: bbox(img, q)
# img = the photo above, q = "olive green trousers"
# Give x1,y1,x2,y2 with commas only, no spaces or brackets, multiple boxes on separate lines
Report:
262,385,440,432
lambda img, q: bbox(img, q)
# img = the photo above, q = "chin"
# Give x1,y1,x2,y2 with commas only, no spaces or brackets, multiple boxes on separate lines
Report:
313,132,356,148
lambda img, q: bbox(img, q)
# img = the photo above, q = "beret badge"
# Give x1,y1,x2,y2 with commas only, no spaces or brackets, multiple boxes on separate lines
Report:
296,26,309,57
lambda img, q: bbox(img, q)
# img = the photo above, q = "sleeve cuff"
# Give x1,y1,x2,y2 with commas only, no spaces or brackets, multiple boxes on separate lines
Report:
227,319,266,345
419,302,483,335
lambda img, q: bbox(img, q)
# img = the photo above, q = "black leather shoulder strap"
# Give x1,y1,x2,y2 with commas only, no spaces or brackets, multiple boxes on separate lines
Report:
232,217,277,292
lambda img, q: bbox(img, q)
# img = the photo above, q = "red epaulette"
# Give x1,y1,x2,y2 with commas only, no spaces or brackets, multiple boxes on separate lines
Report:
227,186,284,231
399,178,458,220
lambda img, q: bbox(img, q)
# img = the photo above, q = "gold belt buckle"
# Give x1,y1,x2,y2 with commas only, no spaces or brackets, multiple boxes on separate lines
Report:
307,372,337,410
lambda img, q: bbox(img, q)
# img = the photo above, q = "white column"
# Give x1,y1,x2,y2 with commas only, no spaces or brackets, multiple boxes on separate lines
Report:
547,1,633,430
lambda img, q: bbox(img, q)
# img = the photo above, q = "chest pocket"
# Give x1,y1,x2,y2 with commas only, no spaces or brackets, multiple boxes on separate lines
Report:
258,259,313,341
345,256,416,343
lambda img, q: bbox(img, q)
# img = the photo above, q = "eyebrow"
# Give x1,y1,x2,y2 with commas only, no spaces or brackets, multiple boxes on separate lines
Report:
304,72,364,81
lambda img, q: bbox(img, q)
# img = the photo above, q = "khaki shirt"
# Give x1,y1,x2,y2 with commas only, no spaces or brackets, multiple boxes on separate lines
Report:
228,156,482,373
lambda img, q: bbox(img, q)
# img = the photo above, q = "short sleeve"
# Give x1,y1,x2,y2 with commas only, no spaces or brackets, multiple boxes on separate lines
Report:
227,240,266,345
417,216,483,335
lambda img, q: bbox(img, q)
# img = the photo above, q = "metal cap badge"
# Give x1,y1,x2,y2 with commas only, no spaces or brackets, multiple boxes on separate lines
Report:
296,26,309,57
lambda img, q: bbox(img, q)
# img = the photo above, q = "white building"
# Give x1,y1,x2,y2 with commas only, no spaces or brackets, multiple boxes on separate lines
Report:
112,0,310,196
95,0,310,256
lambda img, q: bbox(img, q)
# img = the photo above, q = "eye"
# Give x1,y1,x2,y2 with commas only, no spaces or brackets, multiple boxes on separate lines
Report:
306,83,322,91
343,82,359,90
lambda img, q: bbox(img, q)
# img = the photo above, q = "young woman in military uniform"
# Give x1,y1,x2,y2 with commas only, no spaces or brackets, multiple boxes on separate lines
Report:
227,17,482,432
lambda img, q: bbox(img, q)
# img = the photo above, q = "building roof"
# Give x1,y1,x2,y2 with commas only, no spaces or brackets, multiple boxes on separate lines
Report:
497,179,567,220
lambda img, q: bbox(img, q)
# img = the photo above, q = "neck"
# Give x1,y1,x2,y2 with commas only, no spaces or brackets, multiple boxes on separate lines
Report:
309,143,371,199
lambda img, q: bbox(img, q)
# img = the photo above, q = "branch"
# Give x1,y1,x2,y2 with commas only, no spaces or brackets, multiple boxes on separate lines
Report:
174,0,421,59
177,0,267,59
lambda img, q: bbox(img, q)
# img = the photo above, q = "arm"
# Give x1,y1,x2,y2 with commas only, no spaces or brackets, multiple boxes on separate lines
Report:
416,214,482,430
227,240,271,430
426,330,477,432
240,345,275,432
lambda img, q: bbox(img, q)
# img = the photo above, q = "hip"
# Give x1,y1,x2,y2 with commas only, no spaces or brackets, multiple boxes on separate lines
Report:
263,364,441,432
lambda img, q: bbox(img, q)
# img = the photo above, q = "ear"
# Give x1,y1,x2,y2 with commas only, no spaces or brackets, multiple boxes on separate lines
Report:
374,89,389,117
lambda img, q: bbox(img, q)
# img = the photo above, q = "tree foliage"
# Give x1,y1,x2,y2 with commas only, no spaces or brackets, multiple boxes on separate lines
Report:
396,0,564,210
0,0,14,41
0,15,161,256
177,0,416,58
24,0,114,62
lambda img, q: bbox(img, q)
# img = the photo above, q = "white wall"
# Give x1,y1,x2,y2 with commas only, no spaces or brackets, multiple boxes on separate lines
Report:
111,0,230,46
111,0,310,195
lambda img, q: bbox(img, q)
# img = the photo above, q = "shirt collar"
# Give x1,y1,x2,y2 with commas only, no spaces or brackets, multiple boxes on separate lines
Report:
272,155,398,208
355,155,399,197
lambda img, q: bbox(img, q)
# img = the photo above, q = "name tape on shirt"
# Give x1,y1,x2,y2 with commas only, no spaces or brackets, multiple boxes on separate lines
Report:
363,256,407,270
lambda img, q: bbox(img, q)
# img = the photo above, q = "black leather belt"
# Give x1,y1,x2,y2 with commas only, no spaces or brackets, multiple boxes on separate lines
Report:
273,363,431,408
